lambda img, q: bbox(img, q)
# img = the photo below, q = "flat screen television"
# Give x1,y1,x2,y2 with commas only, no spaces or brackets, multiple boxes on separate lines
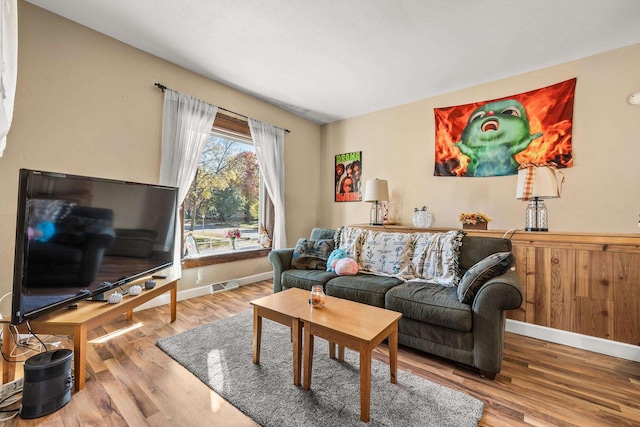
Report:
11,169,178,325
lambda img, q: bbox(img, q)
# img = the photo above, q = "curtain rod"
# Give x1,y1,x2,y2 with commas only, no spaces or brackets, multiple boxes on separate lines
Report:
154,83,290,134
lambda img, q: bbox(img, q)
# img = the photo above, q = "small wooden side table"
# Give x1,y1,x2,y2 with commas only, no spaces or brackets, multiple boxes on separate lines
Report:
300,296,401,422
250,288,312,386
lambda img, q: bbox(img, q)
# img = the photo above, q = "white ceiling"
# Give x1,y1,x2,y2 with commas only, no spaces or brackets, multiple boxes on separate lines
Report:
26,0,640,124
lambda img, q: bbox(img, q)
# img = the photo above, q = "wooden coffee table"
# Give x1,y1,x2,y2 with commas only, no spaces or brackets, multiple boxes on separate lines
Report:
250,288,311,386
301,295,402,422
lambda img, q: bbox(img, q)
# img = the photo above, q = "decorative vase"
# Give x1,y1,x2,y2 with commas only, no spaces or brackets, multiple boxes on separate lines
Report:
229,237,236,250
462,222,488,230
412,206,435,228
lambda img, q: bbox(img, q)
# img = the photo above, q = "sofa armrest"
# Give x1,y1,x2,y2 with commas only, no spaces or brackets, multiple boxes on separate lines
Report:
473,269,523,312
470,269,523,376
268,249,295,293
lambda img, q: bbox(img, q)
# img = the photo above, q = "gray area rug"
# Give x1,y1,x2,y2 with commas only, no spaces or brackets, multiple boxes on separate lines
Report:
157,311,483,426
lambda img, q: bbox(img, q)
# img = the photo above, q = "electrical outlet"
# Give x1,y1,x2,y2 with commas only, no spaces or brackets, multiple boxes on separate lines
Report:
0,377,24,400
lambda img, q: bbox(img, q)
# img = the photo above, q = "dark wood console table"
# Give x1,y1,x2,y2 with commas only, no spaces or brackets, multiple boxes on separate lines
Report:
1,275,179,391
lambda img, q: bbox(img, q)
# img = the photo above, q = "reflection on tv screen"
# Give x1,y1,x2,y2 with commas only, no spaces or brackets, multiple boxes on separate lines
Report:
12,170,177,324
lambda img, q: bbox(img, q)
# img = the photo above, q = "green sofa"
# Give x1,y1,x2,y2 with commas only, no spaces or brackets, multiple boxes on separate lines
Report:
268,227,523,378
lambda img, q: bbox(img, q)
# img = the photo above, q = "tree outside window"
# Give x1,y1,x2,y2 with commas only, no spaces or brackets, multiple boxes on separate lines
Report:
183,134,260,256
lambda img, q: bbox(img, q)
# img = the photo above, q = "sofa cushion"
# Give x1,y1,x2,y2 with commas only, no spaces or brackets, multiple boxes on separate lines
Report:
385,281,472,332
281,269,337,291
398,317,474,354
326,274,403,308
457,251,514,304
409,230,464,287
360,231,414,279
336,226,367,262
291,238,334,270
310,227,337,241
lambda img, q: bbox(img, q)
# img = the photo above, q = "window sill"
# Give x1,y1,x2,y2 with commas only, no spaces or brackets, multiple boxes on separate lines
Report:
181,248,271,269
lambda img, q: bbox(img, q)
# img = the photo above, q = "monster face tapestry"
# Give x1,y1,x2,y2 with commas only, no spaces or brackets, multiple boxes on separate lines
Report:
434,78,576,177
335,151,362,202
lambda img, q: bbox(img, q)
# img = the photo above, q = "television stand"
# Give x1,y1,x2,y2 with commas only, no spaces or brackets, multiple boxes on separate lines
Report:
1,275,178,392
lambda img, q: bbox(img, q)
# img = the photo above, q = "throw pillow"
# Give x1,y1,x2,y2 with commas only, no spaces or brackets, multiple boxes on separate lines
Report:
310,227,337,241
360,231,414,279
457,251,514,304
409,230,465,287
334,258,358,275
291,238,335,270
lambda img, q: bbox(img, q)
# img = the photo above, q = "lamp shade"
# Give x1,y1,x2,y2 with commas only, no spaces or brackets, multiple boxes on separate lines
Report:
516,166,562,200
364,179,389,202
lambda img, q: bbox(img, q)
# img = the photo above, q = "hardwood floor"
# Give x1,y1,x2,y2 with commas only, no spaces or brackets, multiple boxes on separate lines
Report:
3,280,640,426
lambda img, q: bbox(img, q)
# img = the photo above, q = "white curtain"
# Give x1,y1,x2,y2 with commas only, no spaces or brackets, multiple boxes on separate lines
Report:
0,0,18,157
249,119,287,249
160,89,218,200
160,89,218,270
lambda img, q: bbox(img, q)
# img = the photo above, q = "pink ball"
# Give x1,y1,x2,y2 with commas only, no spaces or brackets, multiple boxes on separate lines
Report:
334,258,358,276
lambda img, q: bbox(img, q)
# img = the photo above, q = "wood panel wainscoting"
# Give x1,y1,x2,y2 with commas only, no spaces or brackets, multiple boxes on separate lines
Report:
353,224,640,347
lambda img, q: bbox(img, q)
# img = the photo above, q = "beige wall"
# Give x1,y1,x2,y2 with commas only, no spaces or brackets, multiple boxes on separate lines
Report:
321,44,640,234
3,3,639,303
0,2,322,298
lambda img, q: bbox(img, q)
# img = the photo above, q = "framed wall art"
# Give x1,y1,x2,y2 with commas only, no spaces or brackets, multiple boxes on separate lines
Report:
335,151,362,202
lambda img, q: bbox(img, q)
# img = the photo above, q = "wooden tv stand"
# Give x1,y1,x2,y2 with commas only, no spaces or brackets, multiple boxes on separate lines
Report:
1,275,178,392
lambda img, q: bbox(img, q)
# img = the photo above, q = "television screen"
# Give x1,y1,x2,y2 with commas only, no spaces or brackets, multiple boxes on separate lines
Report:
11,169,178,324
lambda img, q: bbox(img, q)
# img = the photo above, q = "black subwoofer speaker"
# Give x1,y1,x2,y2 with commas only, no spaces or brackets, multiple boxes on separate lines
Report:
20,349,73,419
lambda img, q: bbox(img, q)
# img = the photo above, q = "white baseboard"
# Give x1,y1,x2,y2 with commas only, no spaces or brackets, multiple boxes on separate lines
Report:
506,319,640,363
133,271,272,312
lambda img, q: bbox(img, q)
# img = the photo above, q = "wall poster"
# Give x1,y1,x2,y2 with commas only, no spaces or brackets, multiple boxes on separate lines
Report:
434,78,576,177
335,151,362,202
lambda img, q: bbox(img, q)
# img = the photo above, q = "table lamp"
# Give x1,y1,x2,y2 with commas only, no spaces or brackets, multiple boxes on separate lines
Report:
516,164,563,231
364,179,389,226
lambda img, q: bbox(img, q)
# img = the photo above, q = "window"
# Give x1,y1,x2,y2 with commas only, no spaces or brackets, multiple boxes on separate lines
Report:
182,128,270,261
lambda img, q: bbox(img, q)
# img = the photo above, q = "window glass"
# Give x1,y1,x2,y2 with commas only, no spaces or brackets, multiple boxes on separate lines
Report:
182,133,261,257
